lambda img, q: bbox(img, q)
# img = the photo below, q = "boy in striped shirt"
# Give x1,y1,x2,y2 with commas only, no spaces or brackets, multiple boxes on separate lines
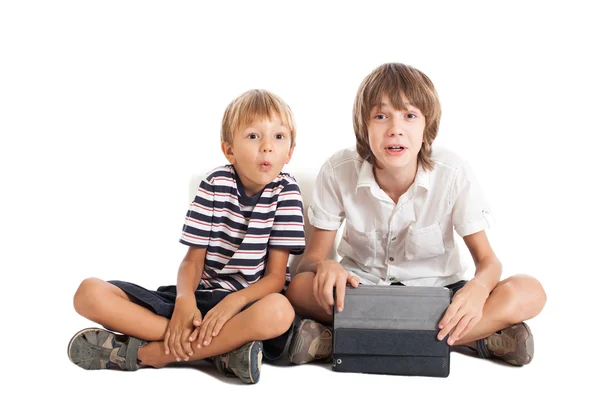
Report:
68,89,306,384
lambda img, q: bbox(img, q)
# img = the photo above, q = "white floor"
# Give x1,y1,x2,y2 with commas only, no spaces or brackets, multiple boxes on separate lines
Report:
10,307,589,400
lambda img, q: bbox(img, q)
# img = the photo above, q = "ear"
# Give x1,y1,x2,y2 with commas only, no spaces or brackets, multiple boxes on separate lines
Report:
221,141,236,164
284,144,296,164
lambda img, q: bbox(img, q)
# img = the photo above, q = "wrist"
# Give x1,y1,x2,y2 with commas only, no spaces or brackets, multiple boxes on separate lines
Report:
299,259,320,273
470,278,492,296
175,292,195,302
228,292,248,307
315,260,332,270
317,259,344,272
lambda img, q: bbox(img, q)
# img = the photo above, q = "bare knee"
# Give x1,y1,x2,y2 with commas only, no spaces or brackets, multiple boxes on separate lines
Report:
495,274,546,323
254,293,295,337
73,277,117,317
286,272,315,306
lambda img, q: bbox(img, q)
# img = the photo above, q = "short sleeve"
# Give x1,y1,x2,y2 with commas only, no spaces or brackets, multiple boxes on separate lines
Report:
451,160,494,237
269,180,306,255
180,178,215,247
308,159,345,230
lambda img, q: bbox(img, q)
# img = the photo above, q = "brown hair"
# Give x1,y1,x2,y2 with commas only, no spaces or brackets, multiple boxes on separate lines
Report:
221,89,296,146
352,63,441,170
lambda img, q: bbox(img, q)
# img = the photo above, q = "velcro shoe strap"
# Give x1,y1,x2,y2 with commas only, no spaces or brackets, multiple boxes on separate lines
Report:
118,337,144,371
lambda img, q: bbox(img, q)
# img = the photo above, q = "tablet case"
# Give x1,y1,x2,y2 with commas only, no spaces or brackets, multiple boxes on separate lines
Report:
332,285,451,377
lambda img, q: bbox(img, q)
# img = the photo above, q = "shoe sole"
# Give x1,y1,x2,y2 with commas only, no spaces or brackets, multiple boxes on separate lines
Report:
288,320,332,365
245,341,263,384
511,322,534,366
67,327,110,370
499,322,534,366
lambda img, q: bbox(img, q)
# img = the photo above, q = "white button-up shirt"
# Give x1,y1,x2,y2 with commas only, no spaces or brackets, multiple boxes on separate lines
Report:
308,146,493,287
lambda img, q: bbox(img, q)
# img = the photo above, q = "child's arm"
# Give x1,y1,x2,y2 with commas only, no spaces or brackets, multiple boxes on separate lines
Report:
192,247,291,347
437,230,501,345
297,228,359,314
296,228,338,274
163,246,206,361
236,247,291,302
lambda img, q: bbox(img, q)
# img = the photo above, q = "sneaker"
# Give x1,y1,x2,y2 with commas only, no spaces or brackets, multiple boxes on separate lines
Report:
475,322,534,366
288,319,332,365
214,341,263,384
67,327,146,371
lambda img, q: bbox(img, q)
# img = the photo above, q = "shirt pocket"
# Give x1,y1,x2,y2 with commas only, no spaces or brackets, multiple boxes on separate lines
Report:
341,220,378,266
405,222,446,261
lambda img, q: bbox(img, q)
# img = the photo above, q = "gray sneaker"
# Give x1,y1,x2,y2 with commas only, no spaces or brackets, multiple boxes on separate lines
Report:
214,341,263,384
475,322,534,366
288,319,332,365
68,327,145,371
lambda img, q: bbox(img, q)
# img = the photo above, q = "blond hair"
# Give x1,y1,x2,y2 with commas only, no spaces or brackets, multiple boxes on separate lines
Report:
221,89,296,146
353,63,441,170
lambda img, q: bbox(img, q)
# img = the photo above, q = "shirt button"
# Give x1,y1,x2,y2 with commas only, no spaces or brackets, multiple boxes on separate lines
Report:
389,257,395,262
391,237,397,241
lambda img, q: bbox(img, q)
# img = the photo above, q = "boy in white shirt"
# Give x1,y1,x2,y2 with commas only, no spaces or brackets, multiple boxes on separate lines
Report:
285,63,546,367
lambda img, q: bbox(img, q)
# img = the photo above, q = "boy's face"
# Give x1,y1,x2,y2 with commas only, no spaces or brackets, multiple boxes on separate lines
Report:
221,117,294,196
367,93,425,173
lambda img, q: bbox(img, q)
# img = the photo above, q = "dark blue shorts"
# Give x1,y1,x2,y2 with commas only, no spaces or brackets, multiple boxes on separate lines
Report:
108,280,293,361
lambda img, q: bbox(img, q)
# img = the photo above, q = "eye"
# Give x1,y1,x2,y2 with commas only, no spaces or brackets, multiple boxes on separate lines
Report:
275,133,286,140
247,133,258,139
374,114,387,120
406,113,418,119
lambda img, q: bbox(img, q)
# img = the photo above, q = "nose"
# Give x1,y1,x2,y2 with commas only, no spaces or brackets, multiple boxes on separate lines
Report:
260,138,273,153
388,115,405,136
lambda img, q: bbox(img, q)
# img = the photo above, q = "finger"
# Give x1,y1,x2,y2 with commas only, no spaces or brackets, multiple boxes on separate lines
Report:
313,273,327,312
182,329,194,357
455,315,480,343
176,330,190,361
169,329,179,359
181,329,194,361
213,317,227,337
168,328,180,361
438,307,463,341
438,310,461,340
335,275,347,312
321,274,337,313
189,327,200,342
174,330,186,361
164,329,171,355
204,318,219,346
192,327,203,349
312,273,321,309
438,303,459,329
197,319,209,348
324,273,337,306
349,275,359,287
448,315,471,346
192,311,202,327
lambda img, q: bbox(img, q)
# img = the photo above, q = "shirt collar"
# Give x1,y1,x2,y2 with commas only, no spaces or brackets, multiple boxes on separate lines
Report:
414,164,430,191
356,159,376,190
355,159,431,193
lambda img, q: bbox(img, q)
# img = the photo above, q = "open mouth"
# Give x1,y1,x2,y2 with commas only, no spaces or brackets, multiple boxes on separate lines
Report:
386,145,406,151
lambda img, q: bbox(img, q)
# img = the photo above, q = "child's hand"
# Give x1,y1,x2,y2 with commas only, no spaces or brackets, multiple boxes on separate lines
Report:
437,280,489,345
314,260,360,315
164,295,202,362
192,294,245,348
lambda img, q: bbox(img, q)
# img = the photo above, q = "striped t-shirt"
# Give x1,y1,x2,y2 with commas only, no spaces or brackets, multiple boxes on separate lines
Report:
180,165,306,292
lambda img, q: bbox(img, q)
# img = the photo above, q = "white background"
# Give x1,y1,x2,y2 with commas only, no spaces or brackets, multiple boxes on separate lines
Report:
1,0,598,398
